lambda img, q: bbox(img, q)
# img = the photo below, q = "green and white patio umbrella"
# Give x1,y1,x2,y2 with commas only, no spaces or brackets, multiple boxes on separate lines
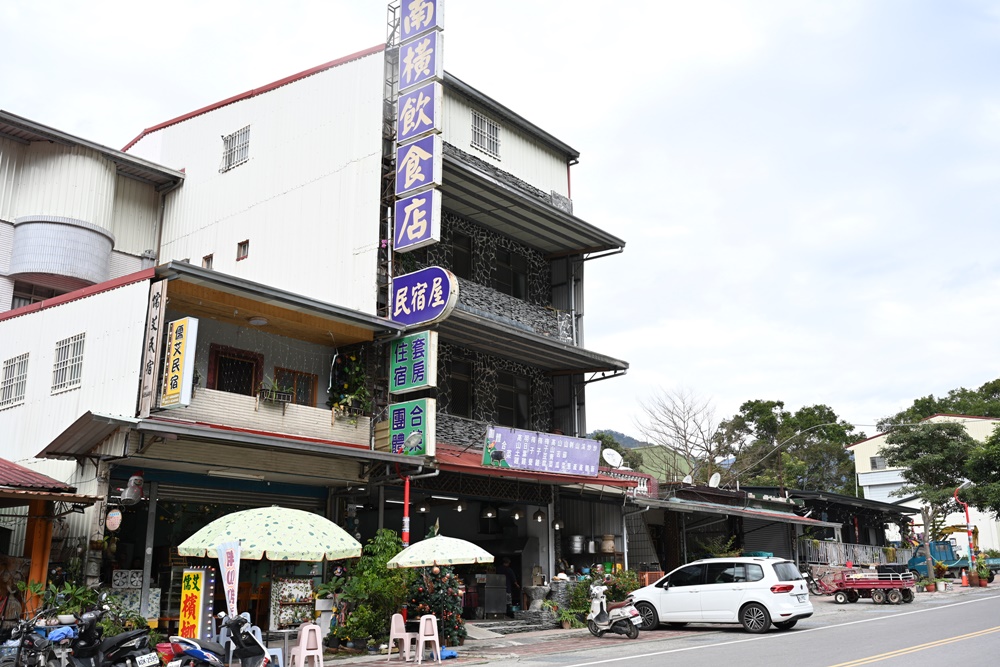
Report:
177,505,362,561
386,534,494,569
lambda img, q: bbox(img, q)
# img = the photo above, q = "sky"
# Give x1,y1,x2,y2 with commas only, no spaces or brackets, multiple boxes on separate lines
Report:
4,1,1000,441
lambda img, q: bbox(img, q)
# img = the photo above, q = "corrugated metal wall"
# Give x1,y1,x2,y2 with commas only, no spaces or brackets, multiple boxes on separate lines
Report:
743,519,793,560
560,496,625,553
0,136,25,221
15,143,115,228
132,53,385,314
442,91,570,197
0,279,150,461
109,175,159,256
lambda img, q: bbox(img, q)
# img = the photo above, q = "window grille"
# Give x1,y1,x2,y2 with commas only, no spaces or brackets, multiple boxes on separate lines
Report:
471,110,500,159
11,281,60,310
220,125,250,172
52,333,85,393
0,353,29,409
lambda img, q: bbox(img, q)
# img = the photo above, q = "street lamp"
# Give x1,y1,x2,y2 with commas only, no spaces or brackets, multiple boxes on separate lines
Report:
954,481,976,569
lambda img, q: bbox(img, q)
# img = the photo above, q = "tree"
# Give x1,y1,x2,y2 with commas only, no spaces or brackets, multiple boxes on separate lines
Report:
881,422,977,578
964,423,1000,518
406,565,466,645
591,430,643,470
635,387,718,482
876,378,1000,431
339,528,413,642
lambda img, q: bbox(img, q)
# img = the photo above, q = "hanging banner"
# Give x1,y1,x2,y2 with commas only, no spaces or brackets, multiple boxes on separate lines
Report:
389,331,437,394
216,541,241,619
138,280,167,418
483,426,601,477
160,317,199,409
179,567,215,640
389,397,436,457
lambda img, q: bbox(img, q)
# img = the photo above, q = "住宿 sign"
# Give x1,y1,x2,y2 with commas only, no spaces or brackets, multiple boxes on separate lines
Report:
390,266,458,327
390,331,437,394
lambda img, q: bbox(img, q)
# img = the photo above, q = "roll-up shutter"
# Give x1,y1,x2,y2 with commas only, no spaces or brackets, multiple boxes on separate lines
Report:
155,483,324,511
742,518,793,560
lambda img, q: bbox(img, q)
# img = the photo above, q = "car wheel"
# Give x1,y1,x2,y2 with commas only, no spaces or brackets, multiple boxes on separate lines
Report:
740,602,771,633
587,620,604,637
870,590,886,604
901,588,914,603
773,620,797,631
624,621,639,639
887,589,903,604
667,622,689,628
846,590,860,603
833,591,848,604
635,601,659,631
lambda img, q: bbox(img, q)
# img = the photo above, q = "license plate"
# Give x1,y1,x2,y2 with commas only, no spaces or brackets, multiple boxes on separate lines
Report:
631,616,643,625
795,594,807,603
136,653,160,667
167,661,181,667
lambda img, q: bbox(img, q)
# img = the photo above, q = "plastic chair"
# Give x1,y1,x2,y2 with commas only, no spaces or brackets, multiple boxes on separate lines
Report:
217,626,233,664
249,625,283,667
287,623,323,667
387,613,418,661
415,615,440,664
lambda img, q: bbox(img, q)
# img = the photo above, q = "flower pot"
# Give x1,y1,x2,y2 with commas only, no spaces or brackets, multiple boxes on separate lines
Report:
326,636,340,649
936,581,947,592
925,584,935,592
561,620,571,630
315,598,335,612
980,578,988,587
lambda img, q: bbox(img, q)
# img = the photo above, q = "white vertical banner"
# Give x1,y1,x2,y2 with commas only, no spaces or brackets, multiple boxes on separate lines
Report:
138,280,167,417
216,540,241,618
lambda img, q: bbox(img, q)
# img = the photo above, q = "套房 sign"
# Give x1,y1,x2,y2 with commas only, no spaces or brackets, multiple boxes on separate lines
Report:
483,426,601,477
390,331,437,394
390,266,458,327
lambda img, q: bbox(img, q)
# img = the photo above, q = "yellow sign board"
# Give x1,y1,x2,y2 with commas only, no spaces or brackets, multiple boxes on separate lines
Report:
160,317,198,409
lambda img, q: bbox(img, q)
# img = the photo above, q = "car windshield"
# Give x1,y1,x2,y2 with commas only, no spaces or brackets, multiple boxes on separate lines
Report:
772,561,802,581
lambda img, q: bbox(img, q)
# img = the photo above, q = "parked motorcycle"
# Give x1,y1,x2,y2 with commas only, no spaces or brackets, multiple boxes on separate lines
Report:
586,583,641,639
167,613,268,667
0,607,62,667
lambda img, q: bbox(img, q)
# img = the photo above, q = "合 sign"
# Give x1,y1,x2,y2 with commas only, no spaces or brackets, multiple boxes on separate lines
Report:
390,331,437,394
389,398,436,457
216,541,241,619
482,426,601,477
179,567,215,640
138,280,168,417
390,266,458,327
160,317,199,409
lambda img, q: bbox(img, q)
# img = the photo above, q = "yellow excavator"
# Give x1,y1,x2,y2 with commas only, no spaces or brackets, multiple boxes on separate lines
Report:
932,525,980,553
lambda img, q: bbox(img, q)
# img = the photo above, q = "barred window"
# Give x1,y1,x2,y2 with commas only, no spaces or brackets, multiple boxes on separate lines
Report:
471,110,500,159
0,353,29,409
52,333,85,393
220,125,250,173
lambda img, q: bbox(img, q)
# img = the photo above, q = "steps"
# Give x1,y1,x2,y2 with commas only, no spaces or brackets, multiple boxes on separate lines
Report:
469,617,557,635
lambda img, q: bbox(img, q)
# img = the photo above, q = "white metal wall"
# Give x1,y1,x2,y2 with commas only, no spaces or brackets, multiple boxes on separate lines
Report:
0,135,25,221
0,279,150,461
109,174,159,256
14,143,116,228
441,90,570,197
128,53,385,313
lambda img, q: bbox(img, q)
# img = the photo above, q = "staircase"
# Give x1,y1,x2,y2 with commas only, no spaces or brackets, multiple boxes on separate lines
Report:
468,613,557,635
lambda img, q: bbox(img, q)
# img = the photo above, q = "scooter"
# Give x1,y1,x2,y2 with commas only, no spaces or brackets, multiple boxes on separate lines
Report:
167,613,268,667
64,603,157,667
586,583,641,639
0,607,62,667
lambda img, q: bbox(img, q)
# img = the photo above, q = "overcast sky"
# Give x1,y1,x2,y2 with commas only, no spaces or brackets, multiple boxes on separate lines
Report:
4,1,1000,441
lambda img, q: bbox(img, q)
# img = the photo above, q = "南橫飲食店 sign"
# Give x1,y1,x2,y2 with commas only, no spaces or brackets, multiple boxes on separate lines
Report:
390,331,437,394
390,267,457,327
160,317,198,409
482,426,601,477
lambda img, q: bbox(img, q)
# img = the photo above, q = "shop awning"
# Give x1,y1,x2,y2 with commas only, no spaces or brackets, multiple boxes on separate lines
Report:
633,496,843,529
0,456,101,508
36,411,139,460
434,443,637,490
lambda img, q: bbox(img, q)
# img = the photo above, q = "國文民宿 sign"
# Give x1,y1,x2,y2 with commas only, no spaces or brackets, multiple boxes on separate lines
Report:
389,331,437,394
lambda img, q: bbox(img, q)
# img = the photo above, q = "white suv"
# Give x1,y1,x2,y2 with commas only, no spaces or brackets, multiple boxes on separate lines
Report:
630,557,812,633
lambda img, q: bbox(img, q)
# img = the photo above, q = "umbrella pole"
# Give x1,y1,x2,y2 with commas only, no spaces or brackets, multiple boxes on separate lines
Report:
402,476,411,547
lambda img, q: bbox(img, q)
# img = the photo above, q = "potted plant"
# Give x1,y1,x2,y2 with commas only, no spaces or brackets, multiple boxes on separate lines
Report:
976,559,990,586
258,375,293,404
314,577,343,612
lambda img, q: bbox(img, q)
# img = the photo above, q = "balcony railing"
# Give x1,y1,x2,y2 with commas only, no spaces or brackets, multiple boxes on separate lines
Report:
456,278,574,343
798,538,914,567
175,387,370,447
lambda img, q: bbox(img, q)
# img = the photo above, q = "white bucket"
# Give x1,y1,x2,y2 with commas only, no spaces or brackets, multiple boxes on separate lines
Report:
569,535,585,554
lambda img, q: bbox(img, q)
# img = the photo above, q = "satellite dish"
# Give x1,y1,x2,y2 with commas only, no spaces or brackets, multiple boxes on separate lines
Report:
682,475,693,484
602,449,624,469
708,472,721,488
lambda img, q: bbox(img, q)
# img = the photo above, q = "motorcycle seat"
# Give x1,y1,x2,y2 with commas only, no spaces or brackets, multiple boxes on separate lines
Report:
186,638,226,655
607,600,631,611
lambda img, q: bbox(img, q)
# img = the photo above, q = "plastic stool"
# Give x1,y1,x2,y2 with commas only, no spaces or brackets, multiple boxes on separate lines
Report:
415,615,440,664
287,624,323,667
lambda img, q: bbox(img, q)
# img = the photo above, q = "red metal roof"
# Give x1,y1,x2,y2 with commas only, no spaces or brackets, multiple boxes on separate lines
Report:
0,457,72,492
0,268,155,324
122,43,385,152
435,442,637,489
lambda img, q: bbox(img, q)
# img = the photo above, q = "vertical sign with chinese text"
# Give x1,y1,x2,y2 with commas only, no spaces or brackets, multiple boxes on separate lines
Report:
398,30,443,93
389,398,436,457
397,81,441,144
483,426,601,477
389,331,437,394
400,0,444,42
179,567,215,640
160,317,199,409
216,541,241,619
138,280,167,418
395,134,442,197
390,266,457,327
394,188,441,252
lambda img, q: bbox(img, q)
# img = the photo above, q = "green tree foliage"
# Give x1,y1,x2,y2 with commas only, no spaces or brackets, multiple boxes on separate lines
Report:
406,566,466,645
964,424,1000,517
881,422,975,512
591,431,643,470
876,378,1000,430
339,528,413,641
716,400,863,494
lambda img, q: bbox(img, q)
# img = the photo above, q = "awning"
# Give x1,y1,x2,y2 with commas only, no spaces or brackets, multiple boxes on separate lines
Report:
0,457,73,491
37,411,139,460
634,496,843,529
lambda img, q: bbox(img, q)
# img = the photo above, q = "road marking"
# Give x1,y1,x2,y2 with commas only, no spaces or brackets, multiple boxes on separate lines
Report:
560,595,1000,667
826,625,1000,666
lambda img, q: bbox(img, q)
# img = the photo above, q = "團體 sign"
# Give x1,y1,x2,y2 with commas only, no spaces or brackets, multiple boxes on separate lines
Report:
389,398,436,457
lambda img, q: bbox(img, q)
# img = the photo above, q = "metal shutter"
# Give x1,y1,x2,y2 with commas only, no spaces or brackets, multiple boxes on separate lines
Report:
743,518,793,560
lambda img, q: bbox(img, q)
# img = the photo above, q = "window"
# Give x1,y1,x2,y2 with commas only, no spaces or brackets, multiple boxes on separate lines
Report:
870,456,887,470
706,562,744,584
447,359,473,418
471,110,500,159
275,368,318,407
202,254,214,270
236,240,249,261
772,562,803,582
746,564,765,582
0,353,29,409
208,344,263,397
51,333,85,393
667,564,704,587
493,248,528,299
452,232,472,280
496,370,530,428
11,281,62,310
220,125,250,172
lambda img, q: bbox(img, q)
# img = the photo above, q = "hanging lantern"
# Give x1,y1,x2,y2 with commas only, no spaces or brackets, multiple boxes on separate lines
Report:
533,509,546,523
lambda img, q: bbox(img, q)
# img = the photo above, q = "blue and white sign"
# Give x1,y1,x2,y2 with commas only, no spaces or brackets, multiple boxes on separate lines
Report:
394,189,441,252
399,30,443,92
400,0,444,43
395,134,442,196
397,81,441,145
484,426,601,477
390,266,458,326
